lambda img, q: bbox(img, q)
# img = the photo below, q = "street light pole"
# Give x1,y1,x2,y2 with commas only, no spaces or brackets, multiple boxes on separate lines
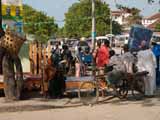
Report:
110,9,112,36
92,0,96,51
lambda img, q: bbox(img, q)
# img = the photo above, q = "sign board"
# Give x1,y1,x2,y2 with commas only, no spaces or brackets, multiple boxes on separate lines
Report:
2,0,23,21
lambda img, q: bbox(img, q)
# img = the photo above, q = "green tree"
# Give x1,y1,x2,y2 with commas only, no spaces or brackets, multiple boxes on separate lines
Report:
23,5,58,43
64,0,122,38
56,27,66,38
112,21,122,34
156,23,160,31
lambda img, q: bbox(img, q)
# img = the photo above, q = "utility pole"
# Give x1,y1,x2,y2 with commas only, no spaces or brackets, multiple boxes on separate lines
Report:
110,8,113,46
91,0,96,74
0,0,2,30
110,9,112,36
92,0,96,51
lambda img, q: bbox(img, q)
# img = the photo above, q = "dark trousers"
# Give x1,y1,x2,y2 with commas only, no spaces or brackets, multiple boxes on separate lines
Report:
156,57,160,86
48,72,66,98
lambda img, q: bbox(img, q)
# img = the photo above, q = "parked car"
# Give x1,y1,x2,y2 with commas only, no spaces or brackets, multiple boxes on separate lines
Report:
115,34,129,47
48,39,60,46
96,36,115,47
66,39,78,48
151,33,160,44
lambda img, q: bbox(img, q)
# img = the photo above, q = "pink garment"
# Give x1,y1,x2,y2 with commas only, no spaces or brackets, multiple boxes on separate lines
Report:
97,45,109,67
75,63,80,77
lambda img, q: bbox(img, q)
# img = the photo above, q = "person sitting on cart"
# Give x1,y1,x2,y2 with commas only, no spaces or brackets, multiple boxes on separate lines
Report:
107,44,135,87
121,44,136,73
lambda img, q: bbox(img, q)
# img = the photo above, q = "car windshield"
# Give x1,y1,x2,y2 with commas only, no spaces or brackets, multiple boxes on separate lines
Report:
78,41,88,46
49,40,59,45
152,36,160,42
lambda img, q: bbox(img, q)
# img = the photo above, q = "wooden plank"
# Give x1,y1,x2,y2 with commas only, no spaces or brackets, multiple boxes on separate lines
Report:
65,81,82,89
29,43,34,74
0,82,4,89
33,43,38,75
38,43,42,75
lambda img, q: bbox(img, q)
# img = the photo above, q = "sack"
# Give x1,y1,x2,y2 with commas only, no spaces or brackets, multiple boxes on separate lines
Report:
0,28,26,55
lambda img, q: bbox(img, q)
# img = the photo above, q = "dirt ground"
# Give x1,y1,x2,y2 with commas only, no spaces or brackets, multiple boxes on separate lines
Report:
0,92,160,120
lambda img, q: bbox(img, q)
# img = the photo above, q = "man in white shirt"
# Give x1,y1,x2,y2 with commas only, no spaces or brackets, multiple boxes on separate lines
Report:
137,41,157,96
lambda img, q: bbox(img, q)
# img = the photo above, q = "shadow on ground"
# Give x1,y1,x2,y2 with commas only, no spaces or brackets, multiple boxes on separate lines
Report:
0,90,160,113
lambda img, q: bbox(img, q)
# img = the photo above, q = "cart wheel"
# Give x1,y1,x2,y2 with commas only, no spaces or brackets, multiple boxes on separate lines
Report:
78,81,99,105
116,79,128,99
132,78,145,100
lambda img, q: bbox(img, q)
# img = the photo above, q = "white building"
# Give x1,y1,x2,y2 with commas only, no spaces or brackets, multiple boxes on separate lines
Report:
111,11,131,25
142,13,160,31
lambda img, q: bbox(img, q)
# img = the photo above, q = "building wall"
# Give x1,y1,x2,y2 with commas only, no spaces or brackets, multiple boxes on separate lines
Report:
142,19,157,27
112,13,131,25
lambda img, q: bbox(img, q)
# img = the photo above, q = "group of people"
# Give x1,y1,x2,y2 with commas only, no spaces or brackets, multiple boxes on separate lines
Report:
93,39,157,97
44,37,159,98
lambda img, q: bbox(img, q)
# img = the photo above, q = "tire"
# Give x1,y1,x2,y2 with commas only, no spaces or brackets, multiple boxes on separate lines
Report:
116,79,128,99
132,78,145,100
78,81,99,105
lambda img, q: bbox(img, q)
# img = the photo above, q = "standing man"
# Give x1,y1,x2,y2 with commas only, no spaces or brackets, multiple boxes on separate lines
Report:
137,41,157,97
96,40,110,68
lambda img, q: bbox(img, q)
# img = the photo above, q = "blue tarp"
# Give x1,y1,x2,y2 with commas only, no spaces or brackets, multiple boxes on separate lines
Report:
152,45,160,57
81,54,93,64
128,24,153,51
152,45,160,86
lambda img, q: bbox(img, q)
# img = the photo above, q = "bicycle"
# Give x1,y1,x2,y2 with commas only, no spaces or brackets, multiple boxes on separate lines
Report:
78,66,127,105
78,66,148,105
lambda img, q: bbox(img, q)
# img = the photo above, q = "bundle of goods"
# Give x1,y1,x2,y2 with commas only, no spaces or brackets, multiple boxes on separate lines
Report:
128,24,153,51
0,28,26,55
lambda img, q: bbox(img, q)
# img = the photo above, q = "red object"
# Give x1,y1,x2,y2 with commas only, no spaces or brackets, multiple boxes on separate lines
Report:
96,45,109,67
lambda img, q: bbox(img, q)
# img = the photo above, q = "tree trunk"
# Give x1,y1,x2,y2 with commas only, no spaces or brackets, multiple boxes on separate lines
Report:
0,48,5,74
2,53,23,101
13,55,23,99
2,53,16,101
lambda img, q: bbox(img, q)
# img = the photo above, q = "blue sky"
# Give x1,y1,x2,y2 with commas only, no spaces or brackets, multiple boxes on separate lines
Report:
23,0,160,27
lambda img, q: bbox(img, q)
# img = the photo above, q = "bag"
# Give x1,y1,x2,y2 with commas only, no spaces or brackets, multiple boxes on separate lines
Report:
0,28,26,55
